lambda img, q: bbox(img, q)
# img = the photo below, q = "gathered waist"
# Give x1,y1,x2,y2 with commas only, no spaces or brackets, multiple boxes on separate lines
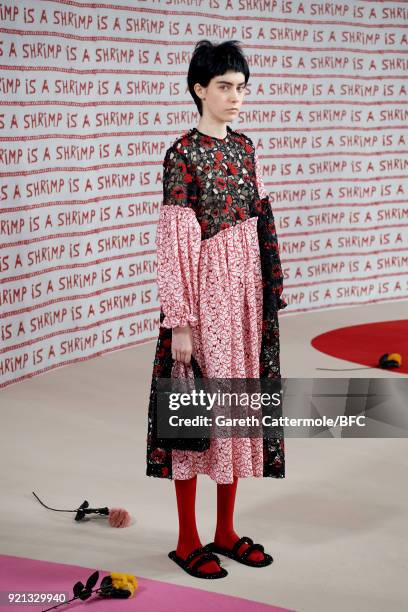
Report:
200,216,258,253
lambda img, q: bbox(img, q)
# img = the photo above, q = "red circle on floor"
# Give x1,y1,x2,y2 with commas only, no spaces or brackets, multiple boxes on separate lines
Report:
311,320,408,374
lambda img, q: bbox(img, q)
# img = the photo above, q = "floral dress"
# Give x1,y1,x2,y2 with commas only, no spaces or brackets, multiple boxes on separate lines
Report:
146,125,287,484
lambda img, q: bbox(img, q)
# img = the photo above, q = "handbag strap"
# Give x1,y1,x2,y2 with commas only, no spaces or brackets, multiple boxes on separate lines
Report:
161,353,203,378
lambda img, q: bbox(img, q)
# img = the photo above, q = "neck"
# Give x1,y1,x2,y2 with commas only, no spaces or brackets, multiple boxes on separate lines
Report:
196,118,228,139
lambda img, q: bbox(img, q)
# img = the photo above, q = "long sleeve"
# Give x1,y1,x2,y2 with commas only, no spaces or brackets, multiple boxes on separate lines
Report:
253,151,288,311
156,147,201,329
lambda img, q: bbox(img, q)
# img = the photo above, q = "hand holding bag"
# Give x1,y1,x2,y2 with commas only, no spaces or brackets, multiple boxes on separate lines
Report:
154,354,211,452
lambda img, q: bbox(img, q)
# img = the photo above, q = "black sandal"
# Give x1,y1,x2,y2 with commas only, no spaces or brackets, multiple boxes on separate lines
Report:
168,544,228,579
206,536,273,567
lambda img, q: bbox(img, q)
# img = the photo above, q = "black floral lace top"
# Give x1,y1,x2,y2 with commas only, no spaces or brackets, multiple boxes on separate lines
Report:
162,124,287,311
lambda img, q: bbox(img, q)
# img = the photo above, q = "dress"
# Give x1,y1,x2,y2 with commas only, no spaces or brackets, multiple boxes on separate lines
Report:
146,125,288,484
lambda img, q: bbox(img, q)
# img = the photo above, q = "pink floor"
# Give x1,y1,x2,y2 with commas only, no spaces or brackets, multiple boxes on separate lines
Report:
0,554,295,611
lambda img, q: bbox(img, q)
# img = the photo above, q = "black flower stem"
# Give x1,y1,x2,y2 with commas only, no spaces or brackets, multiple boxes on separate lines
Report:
32,491,78,513
42,586,110,612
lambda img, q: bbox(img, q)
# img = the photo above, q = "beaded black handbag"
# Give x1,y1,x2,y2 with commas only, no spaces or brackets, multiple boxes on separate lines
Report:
154,354,211,452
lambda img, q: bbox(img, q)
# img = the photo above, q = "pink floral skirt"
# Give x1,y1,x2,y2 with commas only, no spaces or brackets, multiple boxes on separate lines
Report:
171,216,265,484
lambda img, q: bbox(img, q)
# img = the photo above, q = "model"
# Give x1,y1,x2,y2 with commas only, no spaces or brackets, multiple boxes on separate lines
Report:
146,39,287,579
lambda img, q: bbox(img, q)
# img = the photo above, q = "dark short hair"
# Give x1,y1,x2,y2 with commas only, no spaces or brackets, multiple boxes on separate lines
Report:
187,40,250,116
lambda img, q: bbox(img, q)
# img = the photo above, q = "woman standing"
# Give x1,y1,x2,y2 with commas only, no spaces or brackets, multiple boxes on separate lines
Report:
146,40,287,579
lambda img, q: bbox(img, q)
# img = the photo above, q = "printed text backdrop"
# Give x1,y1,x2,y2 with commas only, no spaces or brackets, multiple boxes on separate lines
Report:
1,0,407,387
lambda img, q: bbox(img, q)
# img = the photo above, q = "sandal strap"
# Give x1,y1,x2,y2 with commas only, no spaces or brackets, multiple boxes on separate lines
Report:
240,543,265,560
191,552,221,572
184,546,207,566
232,536,253,556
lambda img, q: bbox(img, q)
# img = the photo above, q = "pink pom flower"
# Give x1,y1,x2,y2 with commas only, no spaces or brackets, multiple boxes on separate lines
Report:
108,508,131,528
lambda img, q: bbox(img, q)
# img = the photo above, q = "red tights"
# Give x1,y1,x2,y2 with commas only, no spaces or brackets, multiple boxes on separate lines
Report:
175,475,265,575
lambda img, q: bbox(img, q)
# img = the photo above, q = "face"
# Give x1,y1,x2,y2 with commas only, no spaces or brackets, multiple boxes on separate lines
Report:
194,70,247,121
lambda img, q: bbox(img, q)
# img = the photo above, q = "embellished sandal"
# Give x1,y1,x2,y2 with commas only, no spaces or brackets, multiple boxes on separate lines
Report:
168,544,228,579
206,536,273,567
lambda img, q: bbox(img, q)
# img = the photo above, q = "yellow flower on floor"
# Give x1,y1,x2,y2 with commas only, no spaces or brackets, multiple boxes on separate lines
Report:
110,573,138,597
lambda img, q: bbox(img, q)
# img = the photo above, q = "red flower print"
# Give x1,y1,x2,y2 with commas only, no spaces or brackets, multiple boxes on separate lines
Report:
170,185,186,200
227,162,238,175
236,206,247,220
244,142,254,154
226,194,233,205
220,221,231,230
215,150,223,161
215,177,226,190
243,157,254,171
161,466,169,477
174,159,186,173
232,134,245,146
151,448,166,463
199,135,215,149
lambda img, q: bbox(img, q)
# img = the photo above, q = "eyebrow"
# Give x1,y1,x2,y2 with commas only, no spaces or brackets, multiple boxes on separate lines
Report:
216,80,246,86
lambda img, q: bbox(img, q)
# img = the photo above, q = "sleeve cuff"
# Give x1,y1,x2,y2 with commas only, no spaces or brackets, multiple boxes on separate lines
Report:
160,310,199,329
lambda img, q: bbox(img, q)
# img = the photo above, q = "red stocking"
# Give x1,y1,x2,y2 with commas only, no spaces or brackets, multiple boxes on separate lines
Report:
214,476,265,562
174,476,220,574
